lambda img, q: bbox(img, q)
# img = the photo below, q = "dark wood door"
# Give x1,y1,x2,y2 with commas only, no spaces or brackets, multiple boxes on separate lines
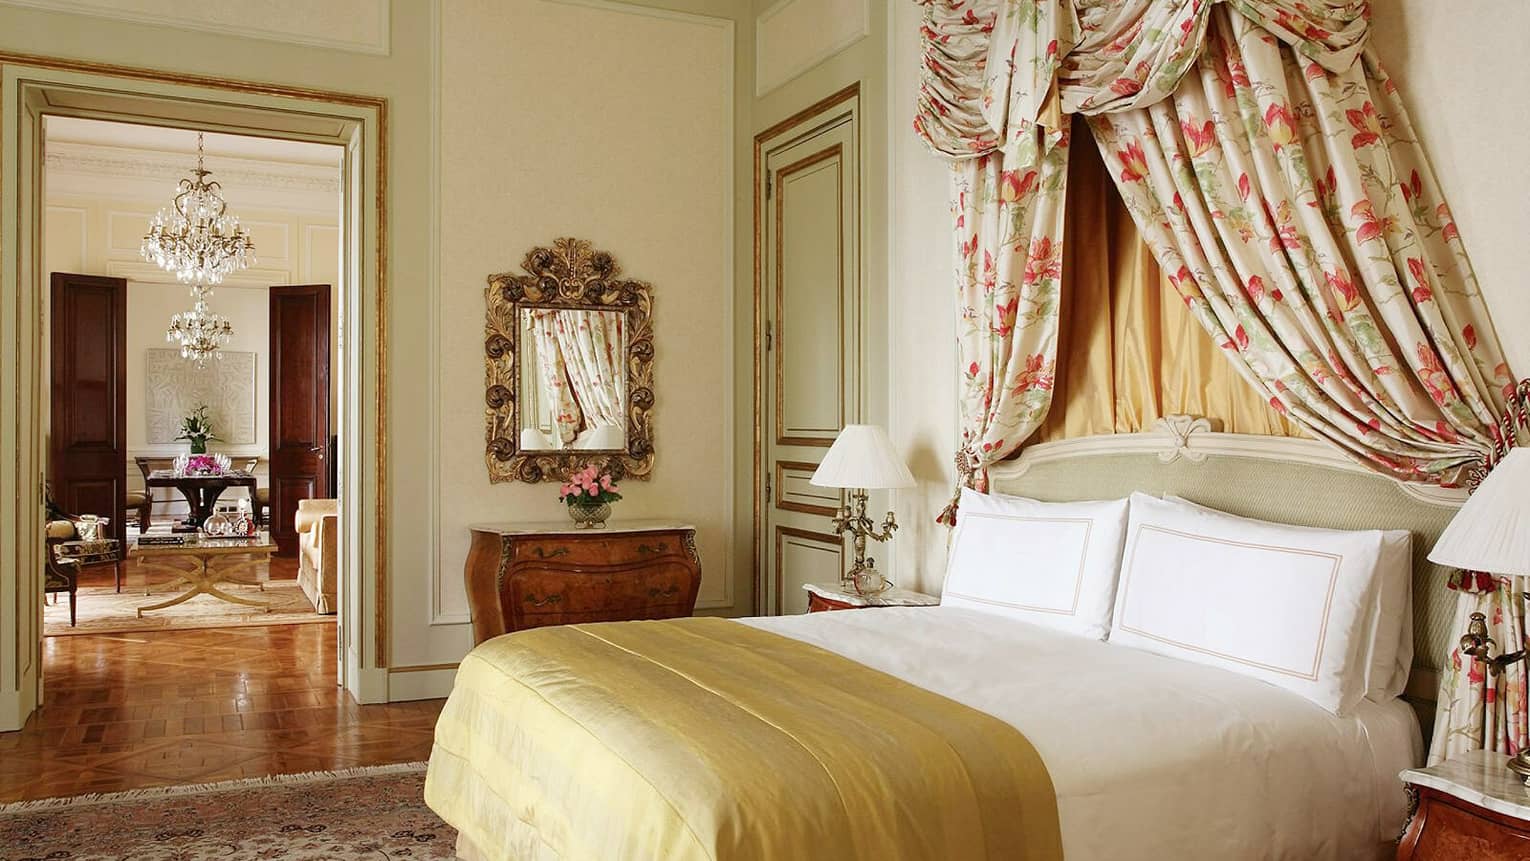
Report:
49,273,128,545
269,284,331,556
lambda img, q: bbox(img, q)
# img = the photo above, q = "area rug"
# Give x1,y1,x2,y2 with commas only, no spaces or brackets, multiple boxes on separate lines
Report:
44,581,333,637
0,762,455,860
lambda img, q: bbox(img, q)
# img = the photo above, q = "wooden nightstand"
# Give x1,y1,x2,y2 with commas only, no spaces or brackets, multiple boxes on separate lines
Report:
803,582,939,613
1399,750,1530,859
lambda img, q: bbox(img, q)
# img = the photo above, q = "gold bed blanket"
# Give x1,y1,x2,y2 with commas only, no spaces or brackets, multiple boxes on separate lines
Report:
424,617,1062,861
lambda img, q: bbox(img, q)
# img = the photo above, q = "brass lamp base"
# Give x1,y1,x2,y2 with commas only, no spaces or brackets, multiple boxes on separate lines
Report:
1508,751,1530,787
831,488,897,597
1459,608,1530,784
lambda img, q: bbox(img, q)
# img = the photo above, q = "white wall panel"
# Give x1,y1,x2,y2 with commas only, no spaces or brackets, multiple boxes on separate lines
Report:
0,0,390,55
756,0,869,96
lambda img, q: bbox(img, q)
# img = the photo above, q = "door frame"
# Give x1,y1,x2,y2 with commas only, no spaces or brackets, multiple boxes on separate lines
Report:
0,54,390,730
751,82,862,615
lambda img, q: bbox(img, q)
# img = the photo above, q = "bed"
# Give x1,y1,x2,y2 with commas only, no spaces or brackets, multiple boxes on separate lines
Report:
426,424,1462,859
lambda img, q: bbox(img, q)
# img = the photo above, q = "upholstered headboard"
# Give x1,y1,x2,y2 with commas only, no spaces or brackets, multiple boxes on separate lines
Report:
987,417,1466,711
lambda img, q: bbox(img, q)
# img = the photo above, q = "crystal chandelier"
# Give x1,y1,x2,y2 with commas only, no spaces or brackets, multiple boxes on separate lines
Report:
141,132,256,287
166,297,233,365
143,132,254,364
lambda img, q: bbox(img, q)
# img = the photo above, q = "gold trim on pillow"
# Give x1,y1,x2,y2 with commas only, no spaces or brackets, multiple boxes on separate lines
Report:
1116,524,1342,681
946,513,1094,616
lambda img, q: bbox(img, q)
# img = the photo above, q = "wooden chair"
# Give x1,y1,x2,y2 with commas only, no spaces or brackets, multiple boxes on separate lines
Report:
134,456,175,531
44,521,80,627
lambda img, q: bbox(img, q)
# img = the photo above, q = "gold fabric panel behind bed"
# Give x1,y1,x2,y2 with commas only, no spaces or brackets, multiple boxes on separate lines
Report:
1035,117,1303,444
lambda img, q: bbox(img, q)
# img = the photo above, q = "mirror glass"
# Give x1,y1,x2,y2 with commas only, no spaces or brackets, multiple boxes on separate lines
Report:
517,307,628,451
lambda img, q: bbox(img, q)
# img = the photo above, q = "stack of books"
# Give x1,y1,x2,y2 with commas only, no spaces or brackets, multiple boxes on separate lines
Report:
136,534,188,547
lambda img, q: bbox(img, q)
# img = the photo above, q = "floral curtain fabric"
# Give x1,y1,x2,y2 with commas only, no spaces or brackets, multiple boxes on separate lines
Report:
1432,579,1529,764
916,0,1530,760
1088,9,1517,488
554,310,626,431
917,0,1072,524
529,311,582,445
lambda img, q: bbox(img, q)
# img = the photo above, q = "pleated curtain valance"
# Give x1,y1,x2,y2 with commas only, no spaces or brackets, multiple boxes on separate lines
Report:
916,0,1370,160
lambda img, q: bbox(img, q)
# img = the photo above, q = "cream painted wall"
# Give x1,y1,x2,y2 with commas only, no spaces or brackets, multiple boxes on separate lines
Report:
880,3,1530,595
430,0,738,653
885,0,956,595
1370,5,1530,376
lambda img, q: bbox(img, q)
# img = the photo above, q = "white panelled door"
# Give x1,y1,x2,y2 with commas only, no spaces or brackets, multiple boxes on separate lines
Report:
759,90,861,615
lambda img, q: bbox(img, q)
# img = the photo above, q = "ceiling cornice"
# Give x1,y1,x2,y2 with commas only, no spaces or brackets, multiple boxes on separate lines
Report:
45,140,340,195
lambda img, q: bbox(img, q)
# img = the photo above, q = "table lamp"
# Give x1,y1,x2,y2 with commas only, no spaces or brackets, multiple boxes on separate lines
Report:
810,424,915,596
1429,448,1530,783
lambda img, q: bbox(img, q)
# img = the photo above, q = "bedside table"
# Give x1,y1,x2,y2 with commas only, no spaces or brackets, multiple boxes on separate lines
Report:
803,582,939,613
1399,749,1530,859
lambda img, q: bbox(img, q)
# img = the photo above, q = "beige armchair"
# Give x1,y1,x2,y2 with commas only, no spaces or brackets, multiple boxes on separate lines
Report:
295,498,338,615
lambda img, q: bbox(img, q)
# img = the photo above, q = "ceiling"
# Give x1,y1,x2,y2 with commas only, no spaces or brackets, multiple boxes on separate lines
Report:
45,115,343,167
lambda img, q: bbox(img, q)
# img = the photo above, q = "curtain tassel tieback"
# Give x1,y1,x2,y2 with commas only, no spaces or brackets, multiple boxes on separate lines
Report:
1488,379,1530,466
1448,570,1502,595
936,444,982,527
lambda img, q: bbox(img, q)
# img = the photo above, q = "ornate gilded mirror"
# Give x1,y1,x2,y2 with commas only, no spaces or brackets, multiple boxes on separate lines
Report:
485,238,654,483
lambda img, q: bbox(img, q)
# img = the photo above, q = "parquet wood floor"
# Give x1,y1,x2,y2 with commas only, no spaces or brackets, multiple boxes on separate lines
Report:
2,564,444,802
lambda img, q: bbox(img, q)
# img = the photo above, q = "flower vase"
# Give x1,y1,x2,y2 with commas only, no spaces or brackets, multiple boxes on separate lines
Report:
567,501,611,529
189,440,207,455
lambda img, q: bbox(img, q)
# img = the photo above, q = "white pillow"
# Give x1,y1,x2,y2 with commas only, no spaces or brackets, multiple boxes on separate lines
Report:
941,488,1129,639
1110,493,1387,715
1166,495,1413,702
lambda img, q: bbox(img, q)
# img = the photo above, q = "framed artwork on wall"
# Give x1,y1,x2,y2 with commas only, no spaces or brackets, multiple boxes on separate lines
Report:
144,348,257,445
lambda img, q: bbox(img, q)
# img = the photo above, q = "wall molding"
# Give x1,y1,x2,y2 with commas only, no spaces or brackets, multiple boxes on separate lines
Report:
0,0,391,56
301,224,341,284
103,259,292,289
47,141,341,195
44,205,87,270
755,0,870,97
427,0,457,627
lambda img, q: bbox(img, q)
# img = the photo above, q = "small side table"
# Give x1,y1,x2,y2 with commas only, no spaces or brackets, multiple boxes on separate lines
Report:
804,582,939,613
1398,749,1530,859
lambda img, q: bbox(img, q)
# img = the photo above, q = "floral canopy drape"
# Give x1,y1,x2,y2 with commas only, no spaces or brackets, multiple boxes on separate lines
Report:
529,310,582,445
553,310,626,431
915,0,1530,763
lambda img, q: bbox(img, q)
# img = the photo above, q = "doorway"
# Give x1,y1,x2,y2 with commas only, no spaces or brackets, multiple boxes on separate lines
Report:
754,85,868,616
44,117,343,640
1,61,386,734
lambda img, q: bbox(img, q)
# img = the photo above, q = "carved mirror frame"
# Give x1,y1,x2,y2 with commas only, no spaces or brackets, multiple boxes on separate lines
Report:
484,237,655,483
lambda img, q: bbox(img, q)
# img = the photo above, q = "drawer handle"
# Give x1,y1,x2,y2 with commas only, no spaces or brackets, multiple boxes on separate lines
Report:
636,542,668,556
532,546,570,560
524,592,564,607
648,585,680,599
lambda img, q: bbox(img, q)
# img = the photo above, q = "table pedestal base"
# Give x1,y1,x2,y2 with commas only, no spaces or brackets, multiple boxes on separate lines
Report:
135,554,272,617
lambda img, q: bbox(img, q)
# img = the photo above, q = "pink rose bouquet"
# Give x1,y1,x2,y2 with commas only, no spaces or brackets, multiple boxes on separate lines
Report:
557,465,622,507
185,454,223,475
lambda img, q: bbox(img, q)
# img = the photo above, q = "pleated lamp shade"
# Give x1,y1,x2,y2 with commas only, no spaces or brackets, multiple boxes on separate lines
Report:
1429,448,1530,575
810,425,915,490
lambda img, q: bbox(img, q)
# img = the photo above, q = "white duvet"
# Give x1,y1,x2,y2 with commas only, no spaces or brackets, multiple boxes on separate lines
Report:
744,606,1422,860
